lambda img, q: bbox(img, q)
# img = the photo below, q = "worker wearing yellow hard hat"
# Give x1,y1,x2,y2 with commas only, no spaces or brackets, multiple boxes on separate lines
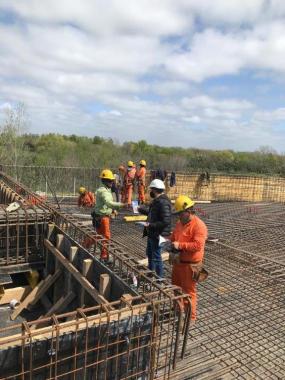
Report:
77,186,95,208
173,195,195,214
136,159,147,204
124,161,136,207
170,195,208,322
85,169,125,261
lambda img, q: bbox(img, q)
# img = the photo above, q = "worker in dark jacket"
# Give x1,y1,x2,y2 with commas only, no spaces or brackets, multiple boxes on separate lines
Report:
139,179,172,277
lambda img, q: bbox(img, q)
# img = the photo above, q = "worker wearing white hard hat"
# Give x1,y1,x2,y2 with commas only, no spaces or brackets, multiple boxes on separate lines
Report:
138,178,171,277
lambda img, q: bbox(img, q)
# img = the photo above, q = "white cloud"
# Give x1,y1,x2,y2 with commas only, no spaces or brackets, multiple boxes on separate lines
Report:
1,0,285,151
166,21,285,82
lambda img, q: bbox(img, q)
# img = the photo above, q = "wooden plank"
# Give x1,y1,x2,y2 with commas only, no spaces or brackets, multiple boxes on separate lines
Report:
137,251,169,266
121,294,133,304
31,292,76,329
29,269,62,307
44,292,75,317
44,239,109,306
124,215,147,222
0,286,31,305
80,259,93,307
66,246,78,293
10,281,45,320
53,234,64,303
99,274,111,300
0,303,147,349
0,274,12,286
40,295,52,311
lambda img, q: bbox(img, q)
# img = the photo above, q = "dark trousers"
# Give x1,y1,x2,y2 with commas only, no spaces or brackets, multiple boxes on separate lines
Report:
146,237,163,277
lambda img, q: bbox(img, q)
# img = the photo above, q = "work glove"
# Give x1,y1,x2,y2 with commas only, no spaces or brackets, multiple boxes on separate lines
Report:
169,252,180,265
161,240,180,253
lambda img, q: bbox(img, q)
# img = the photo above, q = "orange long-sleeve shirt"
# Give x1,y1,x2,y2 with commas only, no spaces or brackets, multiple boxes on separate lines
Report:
124,167,136,186
171,215,208,263
136,167,146,185
78,191,95,207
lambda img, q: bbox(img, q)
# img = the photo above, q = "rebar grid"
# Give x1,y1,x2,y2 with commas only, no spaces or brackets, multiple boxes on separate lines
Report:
108,204,285,379
0,172,191,299
0,171,194,379
0,293,190,380
0,183,51,266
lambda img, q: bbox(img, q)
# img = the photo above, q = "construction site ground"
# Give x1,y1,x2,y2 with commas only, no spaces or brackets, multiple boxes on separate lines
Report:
60,200,285,380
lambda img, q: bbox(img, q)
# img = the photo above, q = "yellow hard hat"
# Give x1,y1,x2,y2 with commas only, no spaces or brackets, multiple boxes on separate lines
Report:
127,160,134,167
79,186,86,194
174,195,195,214
140,160,146,166
100,169,115,180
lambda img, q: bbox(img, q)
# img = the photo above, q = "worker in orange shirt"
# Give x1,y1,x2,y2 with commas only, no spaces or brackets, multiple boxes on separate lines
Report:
124,161,136,206
170,195,208,322
77,187,95,208
136,160,147,204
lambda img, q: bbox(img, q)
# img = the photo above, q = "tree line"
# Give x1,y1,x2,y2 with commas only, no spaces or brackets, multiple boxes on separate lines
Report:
1,105,285,176
1,132,284,176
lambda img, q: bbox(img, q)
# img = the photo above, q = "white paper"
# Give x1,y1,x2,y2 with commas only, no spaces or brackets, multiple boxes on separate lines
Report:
159,235,170,247
6,202,21,213
132,200,139,214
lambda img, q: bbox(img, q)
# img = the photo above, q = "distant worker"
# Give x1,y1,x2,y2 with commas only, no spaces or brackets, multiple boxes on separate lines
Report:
118,165,126,202
124,161,136,207
136,160,147,204
93,170,125,261
111,172,120,202
170,195,208,322
77,187,95,208
139,179,172,277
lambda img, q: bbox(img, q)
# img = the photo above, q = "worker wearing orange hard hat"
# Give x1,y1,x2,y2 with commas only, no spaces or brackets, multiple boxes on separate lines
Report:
170,195,208,322
77,186,95,208
124,161,136,207
90,169,125,261
136,160,147,204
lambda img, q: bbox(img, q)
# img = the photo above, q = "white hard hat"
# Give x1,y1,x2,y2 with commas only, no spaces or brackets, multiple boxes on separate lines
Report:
149,179,165,190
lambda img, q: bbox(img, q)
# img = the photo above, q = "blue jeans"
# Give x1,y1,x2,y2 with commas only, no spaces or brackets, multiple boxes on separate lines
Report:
146,237,163,277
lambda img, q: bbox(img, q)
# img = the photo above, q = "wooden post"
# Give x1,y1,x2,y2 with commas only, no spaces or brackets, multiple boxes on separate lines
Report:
66,246,78,293
79,259,93,307
99,274,111,300
53,234,64,302
44,239,109,305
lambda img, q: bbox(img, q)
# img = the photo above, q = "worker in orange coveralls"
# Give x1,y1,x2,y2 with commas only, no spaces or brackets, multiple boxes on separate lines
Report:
118,165,126,202
170,195,208,322
77,187,95,208
124,161,136,207
28,191,47,205
92,169,125,261
136,160,147,204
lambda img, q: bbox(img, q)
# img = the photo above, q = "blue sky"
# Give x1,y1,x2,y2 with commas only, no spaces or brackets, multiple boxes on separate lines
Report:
1,0,285,152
